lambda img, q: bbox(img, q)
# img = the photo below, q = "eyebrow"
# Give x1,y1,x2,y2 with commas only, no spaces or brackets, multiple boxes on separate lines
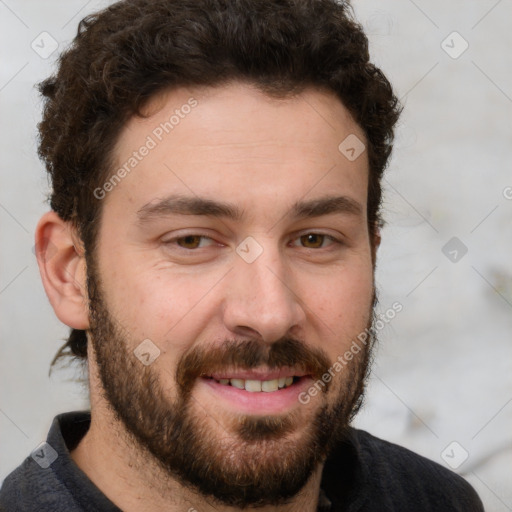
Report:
292,195,362,218
136,194,362,223
137,195,243,223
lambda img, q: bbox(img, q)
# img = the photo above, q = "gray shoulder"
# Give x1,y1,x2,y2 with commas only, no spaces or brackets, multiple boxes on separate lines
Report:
0,457,78,512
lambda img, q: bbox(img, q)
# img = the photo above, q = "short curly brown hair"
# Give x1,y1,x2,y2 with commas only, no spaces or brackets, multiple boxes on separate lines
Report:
39,0,401,366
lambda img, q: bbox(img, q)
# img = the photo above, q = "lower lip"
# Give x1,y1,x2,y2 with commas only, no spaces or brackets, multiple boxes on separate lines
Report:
198,377,313,415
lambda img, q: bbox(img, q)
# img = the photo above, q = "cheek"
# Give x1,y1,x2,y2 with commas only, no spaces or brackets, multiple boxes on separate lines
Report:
99,261,223,350
318,270,374,394
306,263,374,329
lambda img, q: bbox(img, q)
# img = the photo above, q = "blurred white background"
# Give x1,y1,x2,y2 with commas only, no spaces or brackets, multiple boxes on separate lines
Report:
1,1,511,510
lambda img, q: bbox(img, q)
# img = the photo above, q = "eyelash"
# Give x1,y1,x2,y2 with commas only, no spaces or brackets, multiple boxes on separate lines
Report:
290,233,341,249
163,232,342,251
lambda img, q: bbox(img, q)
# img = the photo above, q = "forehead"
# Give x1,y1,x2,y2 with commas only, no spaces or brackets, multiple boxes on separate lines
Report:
105,81,368,219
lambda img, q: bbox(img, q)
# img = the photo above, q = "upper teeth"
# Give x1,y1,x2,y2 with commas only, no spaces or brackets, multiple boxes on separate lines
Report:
216,376,294,392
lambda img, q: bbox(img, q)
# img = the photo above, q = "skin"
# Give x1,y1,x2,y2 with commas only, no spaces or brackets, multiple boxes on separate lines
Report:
36,81,378,511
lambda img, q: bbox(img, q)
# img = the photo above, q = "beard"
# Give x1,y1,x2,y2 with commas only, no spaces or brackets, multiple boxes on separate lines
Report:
86,264,376,508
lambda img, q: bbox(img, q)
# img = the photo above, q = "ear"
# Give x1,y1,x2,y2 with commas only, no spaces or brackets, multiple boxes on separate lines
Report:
35,211,89,330
371,225,381,266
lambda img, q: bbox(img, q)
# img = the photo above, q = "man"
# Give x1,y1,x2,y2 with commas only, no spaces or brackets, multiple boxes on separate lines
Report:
0,0,484,510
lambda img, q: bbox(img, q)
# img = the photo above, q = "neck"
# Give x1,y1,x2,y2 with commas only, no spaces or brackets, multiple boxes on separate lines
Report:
71,412,325,512
70,366,325,511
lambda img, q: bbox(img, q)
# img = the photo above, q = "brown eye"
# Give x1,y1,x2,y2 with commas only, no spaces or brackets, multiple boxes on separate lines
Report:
176,235,203,249
300,233,326,248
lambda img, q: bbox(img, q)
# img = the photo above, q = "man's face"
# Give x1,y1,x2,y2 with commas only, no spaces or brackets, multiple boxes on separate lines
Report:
87,82,376,507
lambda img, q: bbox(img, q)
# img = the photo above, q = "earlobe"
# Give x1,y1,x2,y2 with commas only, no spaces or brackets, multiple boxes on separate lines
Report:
35,211,90,330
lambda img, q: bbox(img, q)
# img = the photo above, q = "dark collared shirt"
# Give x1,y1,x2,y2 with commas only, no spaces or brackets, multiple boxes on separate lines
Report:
0,411,484,511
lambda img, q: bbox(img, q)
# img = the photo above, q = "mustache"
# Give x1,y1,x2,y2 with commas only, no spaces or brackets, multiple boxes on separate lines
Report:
176,337,332,395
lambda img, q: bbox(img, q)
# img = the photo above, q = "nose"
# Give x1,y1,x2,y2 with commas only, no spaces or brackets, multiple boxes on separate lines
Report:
221,244,306,343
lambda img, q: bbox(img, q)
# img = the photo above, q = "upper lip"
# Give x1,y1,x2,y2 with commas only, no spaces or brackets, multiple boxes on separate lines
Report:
205,367,308,381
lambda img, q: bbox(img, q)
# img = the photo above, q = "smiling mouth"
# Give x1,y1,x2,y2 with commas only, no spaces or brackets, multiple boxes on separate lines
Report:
198,370,314,414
